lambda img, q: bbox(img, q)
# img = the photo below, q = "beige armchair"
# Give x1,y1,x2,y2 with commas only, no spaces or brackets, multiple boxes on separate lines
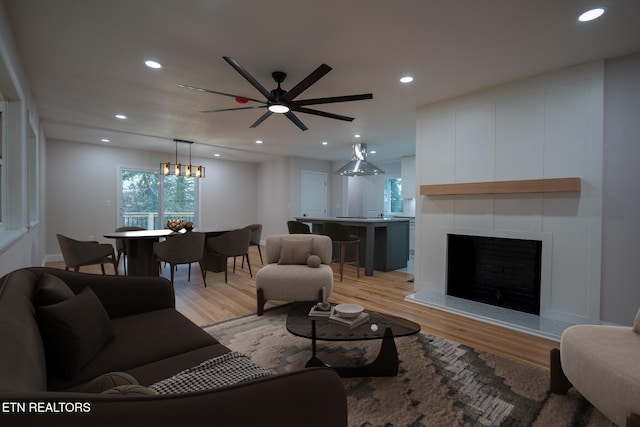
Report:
153,232,206,286
550,313,640,426
255,234,333,315
56,234,118,275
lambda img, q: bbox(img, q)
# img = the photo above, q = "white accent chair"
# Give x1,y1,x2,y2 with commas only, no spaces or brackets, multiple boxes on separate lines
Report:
550,310,640,426
255,234,333,315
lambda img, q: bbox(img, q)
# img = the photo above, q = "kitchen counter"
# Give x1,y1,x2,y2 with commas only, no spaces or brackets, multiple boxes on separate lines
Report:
295,217,410,276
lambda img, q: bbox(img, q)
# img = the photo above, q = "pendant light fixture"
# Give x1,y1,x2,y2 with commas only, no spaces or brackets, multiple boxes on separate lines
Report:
161,139,205,178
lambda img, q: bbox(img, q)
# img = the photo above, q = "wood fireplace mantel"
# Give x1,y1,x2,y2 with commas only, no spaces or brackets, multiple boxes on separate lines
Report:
420,177,581,196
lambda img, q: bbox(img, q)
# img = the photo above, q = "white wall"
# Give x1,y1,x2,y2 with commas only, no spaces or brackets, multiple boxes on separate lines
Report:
0,3,47,276
257,157,292,239
601,53,640,325
45,139,258,257
415,61,604,325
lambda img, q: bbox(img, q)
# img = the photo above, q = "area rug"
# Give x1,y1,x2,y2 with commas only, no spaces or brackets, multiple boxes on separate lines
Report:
203,306,608,427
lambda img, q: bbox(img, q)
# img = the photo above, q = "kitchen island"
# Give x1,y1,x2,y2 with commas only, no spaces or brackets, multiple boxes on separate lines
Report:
294,217,410,276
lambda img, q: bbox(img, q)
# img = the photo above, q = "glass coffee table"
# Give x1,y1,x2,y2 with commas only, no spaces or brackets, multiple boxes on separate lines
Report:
286,303,420,377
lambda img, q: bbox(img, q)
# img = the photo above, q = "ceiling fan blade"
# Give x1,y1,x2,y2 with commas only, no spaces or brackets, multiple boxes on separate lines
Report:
199,106,267,113
292,106,354,122
249,111,273,128
292,93,373,106
282,63,332,103
177,83,266,104
223,57,273,100
285,111,309,131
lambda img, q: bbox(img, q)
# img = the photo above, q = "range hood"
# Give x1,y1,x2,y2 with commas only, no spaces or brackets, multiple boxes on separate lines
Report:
335,143,385,176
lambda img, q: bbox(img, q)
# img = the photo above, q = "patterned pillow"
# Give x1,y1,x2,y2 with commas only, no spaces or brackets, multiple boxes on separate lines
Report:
82,372,139,393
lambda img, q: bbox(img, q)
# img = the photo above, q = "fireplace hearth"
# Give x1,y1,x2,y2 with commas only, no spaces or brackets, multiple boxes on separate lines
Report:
447,234,542,315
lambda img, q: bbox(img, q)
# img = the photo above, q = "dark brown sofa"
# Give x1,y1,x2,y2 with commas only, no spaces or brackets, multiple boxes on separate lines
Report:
0,267,347,427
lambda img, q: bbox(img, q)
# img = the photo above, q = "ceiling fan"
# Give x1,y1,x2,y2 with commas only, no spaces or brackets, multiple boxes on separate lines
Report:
177,57,373,131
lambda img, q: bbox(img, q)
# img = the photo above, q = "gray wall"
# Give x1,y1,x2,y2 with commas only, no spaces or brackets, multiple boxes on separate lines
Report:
601,52,640,325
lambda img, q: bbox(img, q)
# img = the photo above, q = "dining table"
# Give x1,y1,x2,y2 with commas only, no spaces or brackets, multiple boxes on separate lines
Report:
104,229,230,277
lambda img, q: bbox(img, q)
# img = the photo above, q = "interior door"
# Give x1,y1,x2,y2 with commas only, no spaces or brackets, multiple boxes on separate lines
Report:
301,171,327,218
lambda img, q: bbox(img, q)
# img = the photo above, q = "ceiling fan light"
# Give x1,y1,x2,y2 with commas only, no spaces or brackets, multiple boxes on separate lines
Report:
268,104,290,114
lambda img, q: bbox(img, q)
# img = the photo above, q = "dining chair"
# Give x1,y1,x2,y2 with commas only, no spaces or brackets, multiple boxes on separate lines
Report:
153,232,207,287
56,234,118,275
322,221,360,281
287,220,311,234
243,223,263,266
207,228,252,283
114,226,145,275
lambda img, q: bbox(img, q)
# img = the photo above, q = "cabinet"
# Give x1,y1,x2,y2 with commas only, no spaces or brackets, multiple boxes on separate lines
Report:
401,156,416,199
409,221,415,253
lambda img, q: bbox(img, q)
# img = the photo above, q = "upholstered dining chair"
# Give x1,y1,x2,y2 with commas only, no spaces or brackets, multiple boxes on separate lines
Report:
244,223,263,265
207,228,252,283
114,226,145,275
56,233,118,275
153,231,207,287
322,221,360,281
287,220,311,234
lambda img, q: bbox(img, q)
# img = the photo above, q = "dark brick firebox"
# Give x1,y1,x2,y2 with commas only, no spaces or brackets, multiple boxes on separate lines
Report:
446,234,542,315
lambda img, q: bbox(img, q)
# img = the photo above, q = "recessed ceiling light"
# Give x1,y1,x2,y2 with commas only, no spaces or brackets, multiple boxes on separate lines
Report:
115,114,127,120
255,140,263,144
100,138,110,143
370,150,377,154
214,153,221,157
144,59,163,69
354,134,361,138
322,141,328,146
400,76,414,83
578,7,605,22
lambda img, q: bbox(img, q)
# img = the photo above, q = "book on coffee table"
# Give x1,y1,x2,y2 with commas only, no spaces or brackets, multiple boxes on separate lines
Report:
329,312,370,329
308,306,335,318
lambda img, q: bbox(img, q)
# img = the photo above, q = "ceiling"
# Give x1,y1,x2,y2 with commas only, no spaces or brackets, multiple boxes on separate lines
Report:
3,0,640,165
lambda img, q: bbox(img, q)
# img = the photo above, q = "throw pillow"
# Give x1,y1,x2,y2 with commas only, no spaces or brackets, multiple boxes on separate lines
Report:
34,273,75,306
101,385,156,396
37,287,116,380
82,372,139,394
278,238,313,265
307,254,321,268
633,308,640,334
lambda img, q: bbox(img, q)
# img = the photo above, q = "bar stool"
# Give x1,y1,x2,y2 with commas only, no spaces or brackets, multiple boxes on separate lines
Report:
322,221,360,281
287,220,311,234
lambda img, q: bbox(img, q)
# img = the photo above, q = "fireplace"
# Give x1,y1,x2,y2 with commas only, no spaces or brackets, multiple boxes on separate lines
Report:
446,234,542,315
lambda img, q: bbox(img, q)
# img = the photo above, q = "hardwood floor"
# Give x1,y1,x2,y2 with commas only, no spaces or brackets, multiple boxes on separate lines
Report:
46,245,559,370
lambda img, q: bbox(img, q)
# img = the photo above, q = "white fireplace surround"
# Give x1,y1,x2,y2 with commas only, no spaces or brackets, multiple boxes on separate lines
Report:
410,61,604,332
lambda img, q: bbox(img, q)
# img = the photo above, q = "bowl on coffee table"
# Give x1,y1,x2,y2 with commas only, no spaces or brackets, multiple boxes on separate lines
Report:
334,303,364,319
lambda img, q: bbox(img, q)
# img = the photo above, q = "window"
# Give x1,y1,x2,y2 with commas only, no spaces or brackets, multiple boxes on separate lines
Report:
120,168,198,229
384,177,403,214
27,116,38,226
